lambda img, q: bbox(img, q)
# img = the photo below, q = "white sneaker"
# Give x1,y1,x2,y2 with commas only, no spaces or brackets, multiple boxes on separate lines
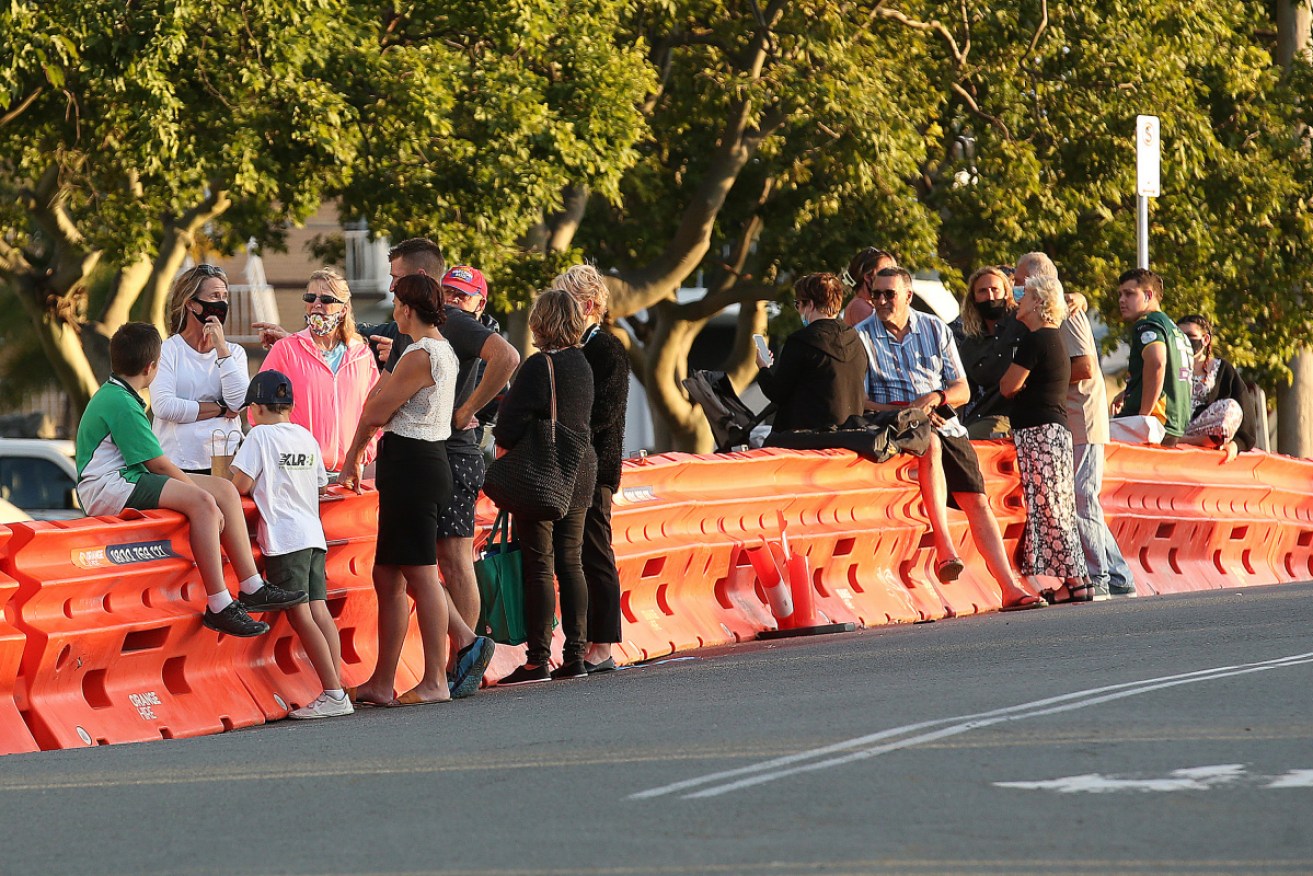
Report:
289,692,354,720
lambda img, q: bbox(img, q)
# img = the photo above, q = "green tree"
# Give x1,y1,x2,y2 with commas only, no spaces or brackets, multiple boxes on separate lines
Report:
0,0,653,412
0,0,358,410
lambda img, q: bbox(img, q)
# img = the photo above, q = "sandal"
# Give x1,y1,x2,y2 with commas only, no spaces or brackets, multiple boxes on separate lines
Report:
935,557,965,583
1066,582,1095,603
1002,594,1047,611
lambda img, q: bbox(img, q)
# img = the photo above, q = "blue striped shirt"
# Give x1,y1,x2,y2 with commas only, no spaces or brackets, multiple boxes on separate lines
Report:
855,310,963,404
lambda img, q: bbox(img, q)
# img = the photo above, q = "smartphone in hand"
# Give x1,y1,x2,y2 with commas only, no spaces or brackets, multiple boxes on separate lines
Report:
753,333,771,363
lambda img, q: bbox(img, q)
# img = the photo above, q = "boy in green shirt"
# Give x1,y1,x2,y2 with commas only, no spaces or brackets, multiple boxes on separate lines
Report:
76,323,306,637
1112,268,1192,445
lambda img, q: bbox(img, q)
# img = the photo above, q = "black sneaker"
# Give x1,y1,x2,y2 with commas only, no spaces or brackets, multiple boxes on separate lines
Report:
498,664,550,686
203,602,270,637
550,660,588,681
239,580,308,613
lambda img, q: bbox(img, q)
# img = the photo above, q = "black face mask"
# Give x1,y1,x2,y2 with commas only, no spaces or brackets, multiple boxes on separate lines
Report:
974,299,1008,321
192,298,229,325
1189,337,1206,355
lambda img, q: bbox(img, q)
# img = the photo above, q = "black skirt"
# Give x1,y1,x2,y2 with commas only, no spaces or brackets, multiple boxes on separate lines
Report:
375,433,452,566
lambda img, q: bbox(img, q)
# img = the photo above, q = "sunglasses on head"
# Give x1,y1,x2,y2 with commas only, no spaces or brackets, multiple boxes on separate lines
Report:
303,293,345,305
194,264,226,278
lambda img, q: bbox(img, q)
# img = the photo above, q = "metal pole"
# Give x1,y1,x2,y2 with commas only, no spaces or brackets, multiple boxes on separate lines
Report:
1136,195,1149,269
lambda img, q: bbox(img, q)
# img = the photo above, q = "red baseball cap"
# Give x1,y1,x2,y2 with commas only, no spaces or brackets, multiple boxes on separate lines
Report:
441,265,487,299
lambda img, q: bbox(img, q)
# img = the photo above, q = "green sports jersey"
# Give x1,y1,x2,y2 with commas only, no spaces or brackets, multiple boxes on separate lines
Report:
1121,310,1192,437
76,377,164,483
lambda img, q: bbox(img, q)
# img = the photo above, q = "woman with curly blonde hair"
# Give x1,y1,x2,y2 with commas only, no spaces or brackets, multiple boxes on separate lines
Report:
999,275,1090,602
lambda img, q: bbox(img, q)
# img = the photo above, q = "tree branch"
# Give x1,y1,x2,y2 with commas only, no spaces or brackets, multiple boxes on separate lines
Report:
1019,0,1049,69
951,82,1011,138
0,86,43,128
874,6,965,65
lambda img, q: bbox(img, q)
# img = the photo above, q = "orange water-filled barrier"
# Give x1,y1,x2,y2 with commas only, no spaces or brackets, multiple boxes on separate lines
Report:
4,443,1313,754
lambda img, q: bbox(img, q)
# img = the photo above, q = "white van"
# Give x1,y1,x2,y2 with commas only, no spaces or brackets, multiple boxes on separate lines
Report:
0,439,82,521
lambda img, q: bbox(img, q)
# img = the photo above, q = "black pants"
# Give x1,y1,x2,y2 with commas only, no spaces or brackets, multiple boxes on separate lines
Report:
581,485,623,643
518,506,588,666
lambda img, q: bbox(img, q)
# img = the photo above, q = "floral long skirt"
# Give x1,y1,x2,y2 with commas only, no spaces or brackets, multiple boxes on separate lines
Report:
1014,422,1088,579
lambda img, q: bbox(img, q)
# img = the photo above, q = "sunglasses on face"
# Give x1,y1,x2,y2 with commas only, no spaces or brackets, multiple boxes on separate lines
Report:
194,264,226,279
871,289,899,301
303,293,345,305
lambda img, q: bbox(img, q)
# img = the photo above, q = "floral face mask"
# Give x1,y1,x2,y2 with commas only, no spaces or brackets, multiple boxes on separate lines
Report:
306,310,345,337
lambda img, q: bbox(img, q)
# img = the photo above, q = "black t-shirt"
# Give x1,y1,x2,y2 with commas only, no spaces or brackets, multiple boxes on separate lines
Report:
387,306,495,453
1009,326,1070,431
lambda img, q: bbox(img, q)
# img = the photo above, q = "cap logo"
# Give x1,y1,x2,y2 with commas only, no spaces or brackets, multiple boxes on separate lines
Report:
451,267,474,282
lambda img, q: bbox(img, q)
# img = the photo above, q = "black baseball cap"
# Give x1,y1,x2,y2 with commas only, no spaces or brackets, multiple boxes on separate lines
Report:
243,370,294,408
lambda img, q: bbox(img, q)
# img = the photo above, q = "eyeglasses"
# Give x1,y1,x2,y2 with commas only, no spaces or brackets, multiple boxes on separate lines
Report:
870,289,900,301
303,293,345,305
194,264,226,278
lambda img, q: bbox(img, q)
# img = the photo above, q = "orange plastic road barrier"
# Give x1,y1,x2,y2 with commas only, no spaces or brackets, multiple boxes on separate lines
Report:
0,526,39,754
6,511,267,749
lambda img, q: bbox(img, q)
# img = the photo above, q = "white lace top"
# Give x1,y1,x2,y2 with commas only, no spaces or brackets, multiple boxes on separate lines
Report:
384,336,459,442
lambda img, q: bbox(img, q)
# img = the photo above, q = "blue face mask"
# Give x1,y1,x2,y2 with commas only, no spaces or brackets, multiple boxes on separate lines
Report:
1012,285,1025,302
800,316,810,327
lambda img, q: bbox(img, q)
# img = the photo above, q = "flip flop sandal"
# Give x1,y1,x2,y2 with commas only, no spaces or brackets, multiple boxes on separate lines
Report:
345,685,397,708
1001,594,1048,611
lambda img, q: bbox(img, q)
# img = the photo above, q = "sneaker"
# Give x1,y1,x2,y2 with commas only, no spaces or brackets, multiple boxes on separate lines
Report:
448,636,496,699
239,580,308,613
498,664,550,686
289,692,354,720
1092,582,1111,602
550,660,589,681
1109,584,1139,598
202,602,270,637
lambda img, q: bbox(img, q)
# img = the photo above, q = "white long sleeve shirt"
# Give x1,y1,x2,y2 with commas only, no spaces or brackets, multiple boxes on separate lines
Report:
150,334,249,471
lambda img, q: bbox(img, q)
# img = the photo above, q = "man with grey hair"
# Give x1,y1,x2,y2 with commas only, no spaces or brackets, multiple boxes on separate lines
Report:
1019,251,1136,600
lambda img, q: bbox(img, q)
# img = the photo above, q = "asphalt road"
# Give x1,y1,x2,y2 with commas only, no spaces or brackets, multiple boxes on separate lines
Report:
2,583,1311,876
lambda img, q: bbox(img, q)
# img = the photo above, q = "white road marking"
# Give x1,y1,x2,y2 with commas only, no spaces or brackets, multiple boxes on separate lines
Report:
996,764,1248,793
1266,770,1313,788
629,651,1313,801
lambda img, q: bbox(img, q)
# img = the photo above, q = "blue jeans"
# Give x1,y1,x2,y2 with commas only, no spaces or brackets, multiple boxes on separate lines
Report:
1072,443,1136,591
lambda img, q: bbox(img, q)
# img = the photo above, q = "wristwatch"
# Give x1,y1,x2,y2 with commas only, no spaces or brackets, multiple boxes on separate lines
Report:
216,401,229,418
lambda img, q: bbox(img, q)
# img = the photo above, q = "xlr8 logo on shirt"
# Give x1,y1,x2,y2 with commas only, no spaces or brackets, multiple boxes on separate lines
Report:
278,452,317,470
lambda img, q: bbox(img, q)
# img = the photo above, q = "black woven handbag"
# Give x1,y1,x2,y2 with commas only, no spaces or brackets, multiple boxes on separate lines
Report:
483,354,592,522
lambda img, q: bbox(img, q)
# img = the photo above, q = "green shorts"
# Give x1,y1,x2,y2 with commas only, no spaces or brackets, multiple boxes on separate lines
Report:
125,473,170,511
264,548,328,602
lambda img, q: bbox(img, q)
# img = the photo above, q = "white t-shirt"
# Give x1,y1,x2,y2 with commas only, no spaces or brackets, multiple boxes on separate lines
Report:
231,422,328,557
150,334,249,470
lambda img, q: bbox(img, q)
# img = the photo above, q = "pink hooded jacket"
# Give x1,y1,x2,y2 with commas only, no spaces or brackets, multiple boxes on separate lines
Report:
258,329,379,471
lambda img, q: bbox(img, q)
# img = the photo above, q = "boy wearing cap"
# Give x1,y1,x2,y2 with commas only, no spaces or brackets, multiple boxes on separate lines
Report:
230,370,352,719
76,323,304,638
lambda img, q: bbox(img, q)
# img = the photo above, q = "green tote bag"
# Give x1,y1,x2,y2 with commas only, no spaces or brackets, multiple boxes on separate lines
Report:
474,511,527,646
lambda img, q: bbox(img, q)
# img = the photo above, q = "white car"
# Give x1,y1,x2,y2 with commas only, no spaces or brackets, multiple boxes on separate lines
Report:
0,438,82,521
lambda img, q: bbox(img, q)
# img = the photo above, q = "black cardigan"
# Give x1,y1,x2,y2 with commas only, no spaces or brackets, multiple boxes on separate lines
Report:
494,349,597,510
582,325,630,491
1195,357,1257,453
757,319,868,433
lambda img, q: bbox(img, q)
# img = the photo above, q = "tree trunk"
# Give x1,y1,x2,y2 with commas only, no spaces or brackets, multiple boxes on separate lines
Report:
1276,0,1313,456
644,301,713,452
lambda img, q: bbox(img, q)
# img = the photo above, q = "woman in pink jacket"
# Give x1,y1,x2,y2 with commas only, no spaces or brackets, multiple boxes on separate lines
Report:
259,268,379,472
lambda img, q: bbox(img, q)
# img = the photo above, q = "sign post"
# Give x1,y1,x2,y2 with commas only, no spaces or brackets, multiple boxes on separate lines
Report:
1136,114,1161,270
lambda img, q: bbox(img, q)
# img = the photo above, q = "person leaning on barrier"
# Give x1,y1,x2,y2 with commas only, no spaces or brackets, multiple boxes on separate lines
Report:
953,266,1027,439
553,264,630,674
151,265,247,474
495,289,599,686
999,275,1091,604
840,247,897,328
257,268,380,474
755,272,867,433
1110,268,1192,446
1030,251,1138,600
854,266,1042,609
1175,314,1255,463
